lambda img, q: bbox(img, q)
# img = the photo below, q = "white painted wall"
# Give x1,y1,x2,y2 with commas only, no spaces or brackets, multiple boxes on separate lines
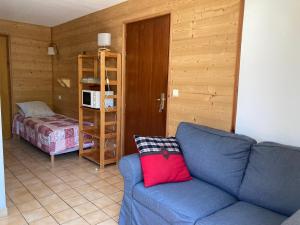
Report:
0,0,127,27
0,0,127,26
0,100,6,213
236,0,300,146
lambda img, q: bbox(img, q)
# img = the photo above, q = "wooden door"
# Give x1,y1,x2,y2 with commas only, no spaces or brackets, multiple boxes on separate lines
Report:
0,35,12,139
124,15,170,155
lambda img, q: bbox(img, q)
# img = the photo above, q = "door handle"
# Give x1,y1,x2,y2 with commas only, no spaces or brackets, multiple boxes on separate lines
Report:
156,93,166,113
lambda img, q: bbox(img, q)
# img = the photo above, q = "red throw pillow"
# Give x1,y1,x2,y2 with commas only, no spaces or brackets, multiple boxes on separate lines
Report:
134,136,192,187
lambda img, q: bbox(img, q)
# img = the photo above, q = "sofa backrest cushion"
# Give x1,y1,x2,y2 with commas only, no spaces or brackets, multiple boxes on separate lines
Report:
239,142,300,216
176,122,256,196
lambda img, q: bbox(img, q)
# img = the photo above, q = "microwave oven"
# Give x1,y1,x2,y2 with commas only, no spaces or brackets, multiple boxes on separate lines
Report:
82,90,114,109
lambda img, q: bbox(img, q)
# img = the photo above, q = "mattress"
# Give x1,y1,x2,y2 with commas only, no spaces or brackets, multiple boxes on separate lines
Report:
13,113,91,156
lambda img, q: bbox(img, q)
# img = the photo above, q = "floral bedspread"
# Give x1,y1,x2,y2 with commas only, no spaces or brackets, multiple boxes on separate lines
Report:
13,113,88,155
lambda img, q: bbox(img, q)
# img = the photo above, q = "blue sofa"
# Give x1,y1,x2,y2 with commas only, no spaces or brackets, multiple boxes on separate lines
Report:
119,122,300,225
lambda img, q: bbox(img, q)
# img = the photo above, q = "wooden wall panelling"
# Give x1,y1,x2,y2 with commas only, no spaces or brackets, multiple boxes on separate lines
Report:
52,0,243,135
0,19,52,114
0,35,12,139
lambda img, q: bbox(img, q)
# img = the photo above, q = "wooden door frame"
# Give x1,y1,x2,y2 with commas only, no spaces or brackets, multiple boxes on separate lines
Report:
231,0,245,132
121,12,172,156
0,33,13,138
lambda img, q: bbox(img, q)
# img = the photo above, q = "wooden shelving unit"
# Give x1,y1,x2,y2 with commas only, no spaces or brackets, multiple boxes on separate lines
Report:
78,51,121,167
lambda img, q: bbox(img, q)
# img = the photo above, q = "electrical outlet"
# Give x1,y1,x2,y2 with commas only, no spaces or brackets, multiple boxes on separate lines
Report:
58,95,62,100
172,89,179,97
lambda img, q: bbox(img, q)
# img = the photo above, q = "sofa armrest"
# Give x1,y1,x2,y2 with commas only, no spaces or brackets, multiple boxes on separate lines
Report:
281,210,300,225
119,153,143,189
119,154,143,225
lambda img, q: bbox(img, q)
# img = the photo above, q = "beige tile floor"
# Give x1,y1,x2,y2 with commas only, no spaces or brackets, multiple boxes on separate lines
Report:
1,138,123,225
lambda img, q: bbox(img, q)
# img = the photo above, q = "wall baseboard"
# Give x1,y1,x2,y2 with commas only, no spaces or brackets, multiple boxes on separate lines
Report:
0,207,7,217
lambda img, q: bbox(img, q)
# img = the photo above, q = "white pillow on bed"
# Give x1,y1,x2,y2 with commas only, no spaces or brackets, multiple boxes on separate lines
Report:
18,109,25,117
17,101,55,118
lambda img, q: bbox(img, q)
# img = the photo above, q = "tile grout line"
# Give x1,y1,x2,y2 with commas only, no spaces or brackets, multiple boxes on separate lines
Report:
5,167,30,225
4,140,122,225
7,153,93,225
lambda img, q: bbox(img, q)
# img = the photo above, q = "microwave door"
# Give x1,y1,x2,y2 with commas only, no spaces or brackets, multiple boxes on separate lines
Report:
82,91,91,107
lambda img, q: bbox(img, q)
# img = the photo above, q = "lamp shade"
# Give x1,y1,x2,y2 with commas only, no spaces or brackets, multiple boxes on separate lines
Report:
98,33,111,47
48,46,56,55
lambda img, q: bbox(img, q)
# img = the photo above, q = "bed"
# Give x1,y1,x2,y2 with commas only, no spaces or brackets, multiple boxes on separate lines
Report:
13,113,91,163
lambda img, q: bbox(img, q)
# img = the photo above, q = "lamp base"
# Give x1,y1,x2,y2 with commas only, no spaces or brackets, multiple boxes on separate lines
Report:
98,47,111,52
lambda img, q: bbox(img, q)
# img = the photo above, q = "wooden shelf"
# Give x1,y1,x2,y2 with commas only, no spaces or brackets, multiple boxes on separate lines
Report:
105,95,117,99
107,81,117,85
105,107,117,112
103,158,117,165
81,107,99,112
81,148,117,166
78,55,97,58
80,82,100,85
106,67,117,72
81,128,99,139
103,52,118,58
81,149,100,164
105,132,117,139
81,106,117,112
80,81,117,86
78,51,121,167
81,128,117,139
105,121,117,126
82,68,94,72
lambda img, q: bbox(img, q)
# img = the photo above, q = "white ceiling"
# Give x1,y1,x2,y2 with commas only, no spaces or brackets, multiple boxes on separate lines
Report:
0,0,127,27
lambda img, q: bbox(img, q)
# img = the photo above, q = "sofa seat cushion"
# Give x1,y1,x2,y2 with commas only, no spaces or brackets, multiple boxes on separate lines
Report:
196,202,287,225
133,178,236,224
